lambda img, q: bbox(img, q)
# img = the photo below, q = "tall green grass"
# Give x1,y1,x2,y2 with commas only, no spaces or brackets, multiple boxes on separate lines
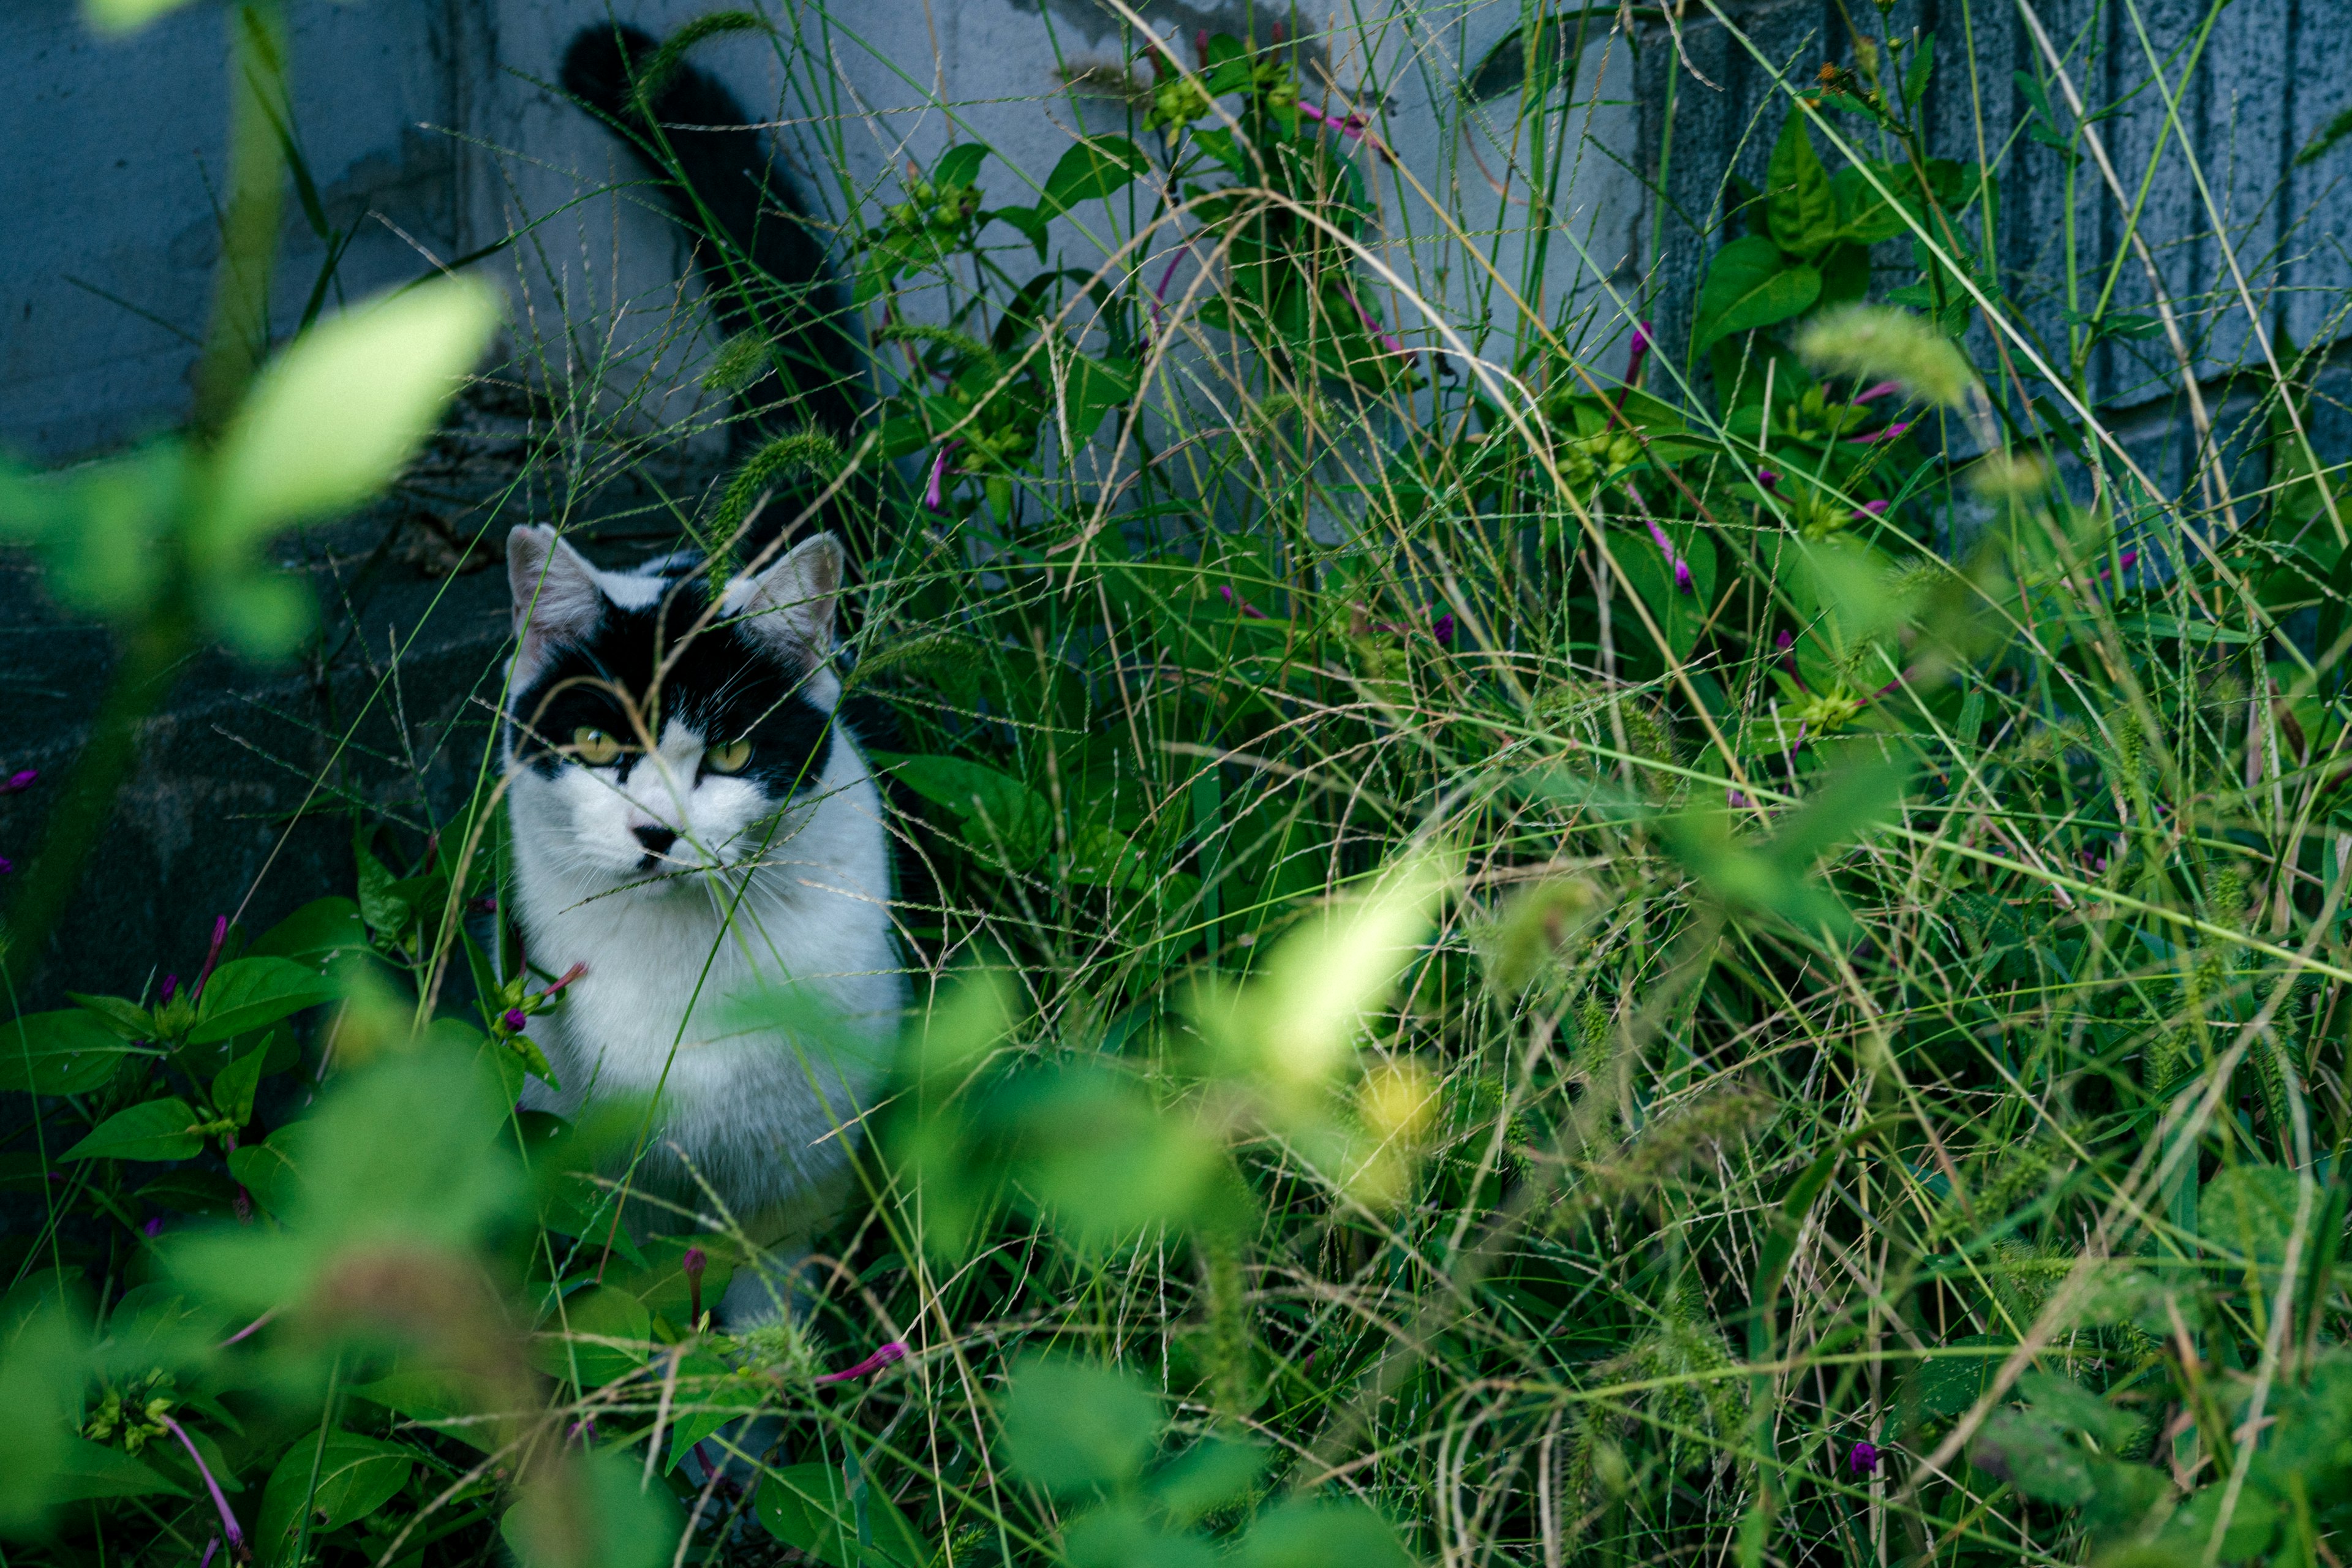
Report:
5,1,2352,1566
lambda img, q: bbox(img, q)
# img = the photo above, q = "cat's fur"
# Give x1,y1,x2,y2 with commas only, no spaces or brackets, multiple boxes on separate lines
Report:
501,526,902,1322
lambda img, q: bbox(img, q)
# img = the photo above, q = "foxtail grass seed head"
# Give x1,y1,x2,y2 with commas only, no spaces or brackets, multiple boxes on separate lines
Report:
1795,304,1978,408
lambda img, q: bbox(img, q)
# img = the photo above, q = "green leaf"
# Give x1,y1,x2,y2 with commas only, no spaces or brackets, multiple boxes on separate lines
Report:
67,992,155,1040
0,1009,160,1095
251,897,369,963
190,957,340,1044
753,1460,929,1568
226,1128,303,1221
1902,34,1936,108
1766,110,1838,257
256,1430,415,1564
1235,1501,1415,1568
503,1450,685,1568
39,1439,190,1504
1040,136,1150,216
211,1042,270,1125
137,1169,245,1219
872,753,1052,856
1695,236,1821,347
1972,1411,2095,1505
532,1286,651,1389
1898,1335,2006,1425
998,1357,1163,1495
933,141,990,192
62,1098,205,1163
1831,166,1912,244
1063,353,1138,440
0,1305,88,1531
202,275,497,557
1148,1438,1270,1525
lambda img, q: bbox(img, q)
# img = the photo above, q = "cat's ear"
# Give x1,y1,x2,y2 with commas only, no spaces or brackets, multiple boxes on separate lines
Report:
507,525,602,672
733,532,844,664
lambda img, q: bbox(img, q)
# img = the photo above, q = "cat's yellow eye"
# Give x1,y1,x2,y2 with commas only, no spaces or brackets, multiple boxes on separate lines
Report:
572,728,622,767
705,739,753,774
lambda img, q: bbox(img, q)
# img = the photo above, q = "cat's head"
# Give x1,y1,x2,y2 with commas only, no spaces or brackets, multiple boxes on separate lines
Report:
502,525,848,884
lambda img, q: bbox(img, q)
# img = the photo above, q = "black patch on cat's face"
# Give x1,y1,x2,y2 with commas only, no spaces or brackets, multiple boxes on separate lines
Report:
508,584,834,796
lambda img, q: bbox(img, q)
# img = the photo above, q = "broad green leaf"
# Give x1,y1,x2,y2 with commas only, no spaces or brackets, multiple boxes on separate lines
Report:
1898,1335,2006,1425
137,1169,245,1219
753,1460,930,1568
0,1306,88,1530
995,1066,1225,1245
211,1043,270,1125
933,141,990,191
503,1449,685,1568
204,276,497,547
1065,1506,1217,1568
1148,1438,1271,1525
533,1286,650,1389
251,897,369,963
2200,1163,2299,1272
190,957,339,1044
1832,165,1913,244
2166,1481,2278,1558
226,1128,302,1221
38,1439,189,1504
1040,136,1150,216
257,1431,416,1564
1972,1411,2094,1505
1695,236,1821,347
1063,353,1138,440
0,1009,160,1095
68,992,155,1040
873,753,1052,855
62,1098,205,1163
998,1357,1162,1495
1236,1501,1416,1568
1766,110,1837,257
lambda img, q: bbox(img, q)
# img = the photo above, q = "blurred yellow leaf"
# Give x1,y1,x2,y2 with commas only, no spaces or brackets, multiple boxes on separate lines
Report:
204,276,498,550
82,0,198,34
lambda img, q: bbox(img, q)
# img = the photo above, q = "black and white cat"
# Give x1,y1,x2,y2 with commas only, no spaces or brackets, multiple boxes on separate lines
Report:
500,524,902,1324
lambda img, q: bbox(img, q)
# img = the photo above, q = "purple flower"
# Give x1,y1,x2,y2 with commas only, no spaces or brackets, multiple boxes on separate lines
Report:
1430,612,1456,646
682,1246,707,1325
1644,518,1694,594
191,916,229,1001
142,1216,165,1238
1335,281,1410,356
0,856,12,876
1298,102,1371,143
1849,1441,1881,1476
1849,421,1913,446
1623,320,1656,392
1852,381,1902,404
159,1414,246,1559
1219,584,1270,620
0,769,36,794
159,974,179,1006
502,1008,527,1033
815,1340,908,1385
467,893,498,915
1756,469,1780,491
923,443,959,513
1852,499,1890,521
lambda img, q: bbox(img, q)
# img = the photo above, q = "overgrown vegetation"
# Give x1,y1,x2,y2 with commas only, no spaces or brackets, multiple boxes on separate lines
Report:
6,1,2352,1566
